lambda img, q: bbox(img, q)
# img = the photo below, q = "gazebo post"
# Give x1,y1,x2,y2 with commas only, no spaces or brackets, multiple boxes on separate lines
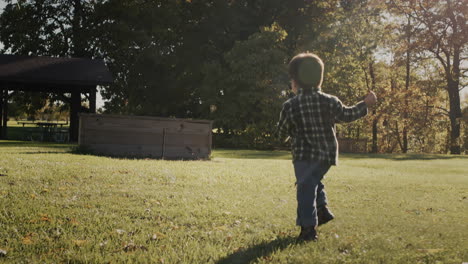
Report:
89,86,97,113
0,87,3,139
1,89,7,139
70,91,81,142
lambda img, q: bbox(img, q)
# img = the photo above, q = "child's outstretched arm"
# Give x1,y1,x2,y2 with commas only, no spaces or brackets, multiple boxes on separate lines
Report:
334,91,377,123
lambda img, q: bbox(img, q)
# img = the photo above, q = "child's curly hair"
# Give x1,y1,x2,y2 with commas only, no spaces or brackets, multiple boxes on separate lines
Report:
288,52,324,90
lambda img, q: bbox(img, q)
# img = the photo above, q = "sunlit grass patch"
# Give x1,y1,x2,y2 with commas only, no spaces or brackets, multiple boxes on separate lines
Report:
0,141,467,263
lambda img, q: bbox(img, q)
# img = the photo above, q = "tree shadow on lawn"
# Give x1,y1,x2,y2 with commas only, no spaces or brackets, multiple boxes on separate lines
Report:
212,149,291,160
213,149,467,161
342,153,468,161
216,236,299,264
0,140,73,149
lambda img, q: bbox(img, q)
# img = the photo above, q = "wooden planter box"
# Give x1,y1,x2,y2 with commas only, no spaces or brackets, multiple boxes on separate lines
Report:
79,114,213,159
338,137,368,153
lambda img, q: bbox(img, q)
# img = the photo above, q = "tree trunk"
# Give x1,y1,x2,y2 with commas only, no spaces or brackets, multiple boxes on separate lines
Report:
369,61,378,153
402,15,411,153
371,117,378,153
72,0,86,57
448,80,462,154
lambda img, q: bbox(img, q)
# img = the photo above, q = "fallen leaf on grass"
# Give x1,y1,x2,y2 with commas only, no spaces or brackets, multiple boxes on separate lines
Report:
22,233,35,245
40,214,51,222
123,242,148,252
116,229,126,235
72,240,87,247
151,232,167,240
417,248,444,254
0,248,7,257
214,225,228,231
113,242,148,253
67,218,80,226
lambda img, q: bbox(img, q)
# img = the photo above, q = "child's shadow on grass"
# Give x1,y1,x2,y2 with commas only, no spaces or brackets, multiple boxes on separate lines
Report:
216,236,298,264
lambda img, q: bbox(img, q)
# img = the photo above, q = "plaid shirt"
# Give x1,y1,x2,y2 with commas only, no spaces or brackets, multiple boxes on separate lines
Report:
277,88,368,165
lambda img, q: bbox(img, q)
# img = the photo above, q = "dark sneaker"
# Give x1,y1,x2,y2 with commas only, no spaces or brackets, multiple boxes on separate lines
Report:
297,226,317,242
317,205,335,226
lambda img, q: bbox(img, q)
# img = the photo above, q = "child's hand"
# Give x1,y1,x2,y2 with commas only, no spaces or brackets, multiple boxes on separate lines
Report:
364,91,377,106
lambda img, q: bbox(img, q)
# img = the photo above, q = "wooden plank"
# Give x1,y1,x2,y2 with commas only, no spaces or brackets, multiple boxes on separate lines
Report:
79,113,213,159
79,113,212,124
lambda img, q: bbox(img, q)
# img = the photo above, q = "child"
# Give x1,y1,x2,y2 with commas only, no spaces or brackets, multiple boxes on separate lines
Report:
277,52,377,241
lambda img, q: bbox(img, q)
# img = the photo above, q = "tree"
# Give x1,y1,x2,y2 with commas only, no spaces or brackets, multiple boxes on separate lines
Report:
314,0,386,152
200,25,288,148
388,0,468,154
0,0,99,118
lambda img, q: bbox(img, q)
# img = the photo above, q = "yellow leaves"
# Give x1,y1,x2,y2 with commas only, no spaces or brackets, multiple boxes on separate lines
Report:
30,194,37,199
72,240,87,247
67,218,80,226
40,214,51,222
22,233,35,245
262,22,288,41
29,213,53,224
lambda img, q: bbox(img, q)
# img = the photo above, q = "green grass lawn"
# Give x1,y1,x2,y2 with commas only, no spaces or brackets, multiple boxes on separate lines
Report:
0,141,467,263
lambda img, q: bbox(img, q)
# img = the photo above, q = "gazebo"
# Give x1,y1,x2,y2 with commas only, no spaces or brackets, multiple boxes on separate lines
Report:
0,54,113,142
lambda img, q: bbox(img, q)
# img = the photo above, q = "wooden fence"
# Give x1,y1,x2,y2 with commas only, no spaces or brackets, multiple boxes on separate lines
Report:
338,138,368,153
79,114,212,159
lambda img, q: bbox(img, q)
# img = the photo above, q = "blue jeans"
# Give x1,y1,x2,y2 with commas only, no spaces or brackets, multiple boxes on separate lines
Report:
293,160,331,227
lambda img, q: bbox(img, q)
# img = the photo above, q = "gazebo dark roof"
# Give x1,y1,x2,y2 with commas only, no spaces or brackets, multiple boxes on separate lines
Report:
0,54,113,142
0,54,113,87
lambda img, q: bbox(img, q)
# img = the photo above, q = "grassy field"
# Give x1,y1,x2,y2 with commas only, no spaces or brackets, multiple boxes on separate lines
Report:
0,141,467,263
